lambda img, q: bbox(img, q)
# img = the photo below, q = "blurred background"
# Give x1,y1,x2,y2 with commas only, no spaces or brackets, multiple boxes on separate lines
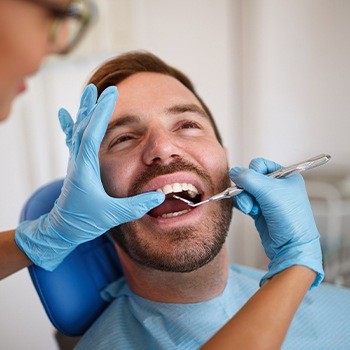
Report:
1,0,349,348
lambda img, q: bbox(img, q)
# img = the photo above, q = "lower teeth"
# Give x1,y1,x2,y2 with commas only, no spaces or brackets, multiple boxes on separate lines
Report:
160,209,190,218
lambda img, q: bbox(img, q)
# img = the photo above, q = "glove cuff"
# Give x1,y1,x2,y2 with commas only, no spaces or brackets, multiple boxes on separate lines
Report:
260,239,324,290
15,214,76,271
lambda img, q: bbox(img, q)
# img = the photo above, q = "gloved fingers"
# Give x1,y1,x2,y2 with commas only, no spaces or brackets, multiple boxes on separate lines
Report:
58,85,98,154
233,192,254,214
71,115,91,159
230,165,281,199
69,85,98,159
80,86,118,155
110,191,165,223
233,192,261,217
249,157,282,174
229,167,262,197
58,108,74,149
75,84,98,125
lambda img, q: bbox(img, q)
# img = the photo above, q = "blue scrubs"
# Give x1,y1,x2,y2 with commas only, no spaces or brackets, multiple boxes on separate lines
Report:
76,264,350,349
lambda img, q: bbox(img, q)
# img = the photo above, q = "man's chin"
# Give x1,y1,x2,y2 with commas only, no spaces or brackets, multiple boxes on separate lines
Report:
109,190,232,273
122,245,221,273
111,224,228,273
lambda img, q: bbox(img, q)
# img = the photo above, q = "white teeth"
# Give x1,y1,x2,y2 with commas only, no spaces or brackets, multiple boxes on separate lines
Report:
154,182,199,218
158,182,199,196
181,183,189,191
172,183,183,193
162,184,174,195
160,209,190,218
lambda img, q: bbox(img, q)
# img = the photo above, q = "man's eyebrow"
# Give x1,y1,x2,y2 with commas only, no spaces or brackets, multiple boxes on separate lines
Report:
165,104,209,119
105,115,140,135
105,104,208,136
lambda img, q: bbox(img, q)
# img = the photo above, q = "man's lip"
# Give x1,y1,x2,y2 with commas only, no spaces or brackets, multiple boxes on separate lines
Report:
140,172,204,193
146,204,203,223
147,197,193,218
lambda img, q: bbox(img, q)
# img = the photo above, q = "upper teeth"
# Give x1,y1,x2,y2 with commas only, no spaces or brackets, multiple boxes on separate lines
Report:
157,183,199,198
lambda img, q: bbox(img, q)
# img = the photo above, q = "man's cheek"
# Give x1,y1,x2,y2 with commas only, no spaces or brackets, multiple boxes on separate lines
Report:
100,162,134,198
99,162,119,196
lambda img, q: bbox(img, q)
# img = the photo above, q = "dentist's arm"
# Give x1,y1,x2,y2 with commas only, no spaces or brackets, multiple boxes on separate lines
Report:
0,230,32,279
203,157,323,349
9,85,164,275
202,265,315,350
230,158,323,288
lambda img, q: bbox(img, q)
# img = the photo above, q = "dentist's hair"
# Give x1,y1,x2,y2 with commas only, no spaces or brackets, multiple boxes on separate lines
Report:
87,51,223,144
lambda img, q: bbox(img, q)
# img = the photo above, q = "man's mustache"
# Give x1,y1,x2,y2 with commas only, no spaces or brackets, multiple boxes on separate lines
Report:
129,159,214,196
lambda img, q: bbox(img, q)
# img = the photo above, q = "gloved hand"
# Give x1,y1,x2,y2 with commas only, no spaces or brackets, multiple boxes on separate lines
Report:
15,84,165,271
229,158,323,289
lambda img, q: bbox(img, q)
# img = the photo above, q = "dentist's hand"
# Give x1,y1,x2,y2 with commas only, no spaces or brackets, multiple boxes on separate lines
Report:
15,84,165,271
229,158,323,289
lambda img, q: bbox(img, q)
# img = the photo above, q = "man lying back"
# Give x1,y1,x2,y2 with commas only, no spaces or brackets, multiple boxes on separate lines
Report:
56,51,349,349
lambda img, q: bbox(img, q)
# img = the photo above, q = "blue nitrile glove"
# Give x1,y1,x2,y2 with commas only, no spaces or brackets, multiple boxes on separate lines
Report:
229,158,323,289
15,84,165,271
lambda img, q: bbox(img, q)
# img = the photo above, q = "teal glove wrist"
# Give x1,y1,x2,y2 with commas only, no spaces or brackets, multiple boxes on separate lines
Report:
229,157,324,289
16,213,77,270
15,84,165,271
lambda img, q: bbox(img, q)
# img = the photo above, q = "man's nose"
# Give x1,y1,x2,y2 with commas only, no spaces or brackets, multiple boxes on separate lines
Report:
142,127,181,165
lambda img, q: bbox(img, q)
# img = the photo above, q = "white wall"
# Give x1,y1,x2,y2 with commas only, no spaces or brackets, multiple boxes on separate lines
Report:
242,0,350,170
1,0,349,348
239,0,350,267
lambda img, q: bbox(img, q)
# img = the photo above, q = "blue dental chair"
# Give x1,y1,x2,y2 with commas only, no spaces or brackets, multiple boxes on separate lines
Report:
19,179,123,337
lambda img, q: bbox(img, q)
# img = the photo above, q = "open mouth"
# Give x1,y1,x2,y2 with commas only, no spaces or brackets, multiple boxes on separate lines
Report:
148,182,202,219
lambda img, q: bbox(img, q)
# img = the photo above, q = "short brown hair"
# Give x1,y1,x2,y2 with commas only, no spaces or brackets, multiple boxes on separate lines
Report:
88,51,222,144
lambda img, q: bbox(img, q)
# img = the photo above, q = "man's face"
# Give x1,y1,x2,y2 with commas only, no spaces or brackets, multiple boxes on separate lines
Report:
99,72,232,272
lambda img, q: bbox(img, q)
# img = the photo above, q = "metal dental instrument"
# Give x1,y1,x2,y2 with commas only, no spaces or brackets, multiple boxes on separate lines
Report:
173,153,331,207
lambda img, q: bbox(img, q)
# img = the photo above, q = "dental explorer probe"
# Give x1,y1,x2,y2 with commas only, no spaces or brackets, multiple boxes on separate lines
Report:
173,153,331,207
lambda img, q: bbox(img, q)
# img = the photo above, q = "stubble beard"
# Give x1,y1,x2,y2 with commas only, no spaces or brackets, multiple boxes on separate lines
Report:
109,160,233,273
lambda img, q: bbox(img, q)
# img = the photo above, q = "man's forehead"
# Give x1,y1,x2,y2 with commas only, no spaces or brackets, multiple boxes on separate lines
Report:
110,73,209,120
116,72,197,100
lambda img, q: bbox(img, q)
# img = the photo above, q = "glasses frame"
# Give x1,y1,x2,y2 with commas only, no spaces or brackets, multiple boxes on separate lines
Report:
26,0,97,54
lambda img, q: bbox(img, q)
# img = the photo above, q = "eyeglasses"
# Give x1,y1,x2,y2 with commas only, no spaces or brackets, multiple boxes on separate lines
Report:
28,0,98,55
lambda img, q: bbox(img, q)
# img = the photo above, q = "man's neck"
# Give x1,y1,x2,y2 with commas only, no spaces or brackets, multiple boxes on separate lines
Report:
116,245,230,303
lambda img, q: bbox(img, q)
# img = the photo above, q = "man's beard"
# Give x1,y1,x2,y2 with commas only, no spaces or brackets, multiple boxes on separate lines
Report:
109,159,233,273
